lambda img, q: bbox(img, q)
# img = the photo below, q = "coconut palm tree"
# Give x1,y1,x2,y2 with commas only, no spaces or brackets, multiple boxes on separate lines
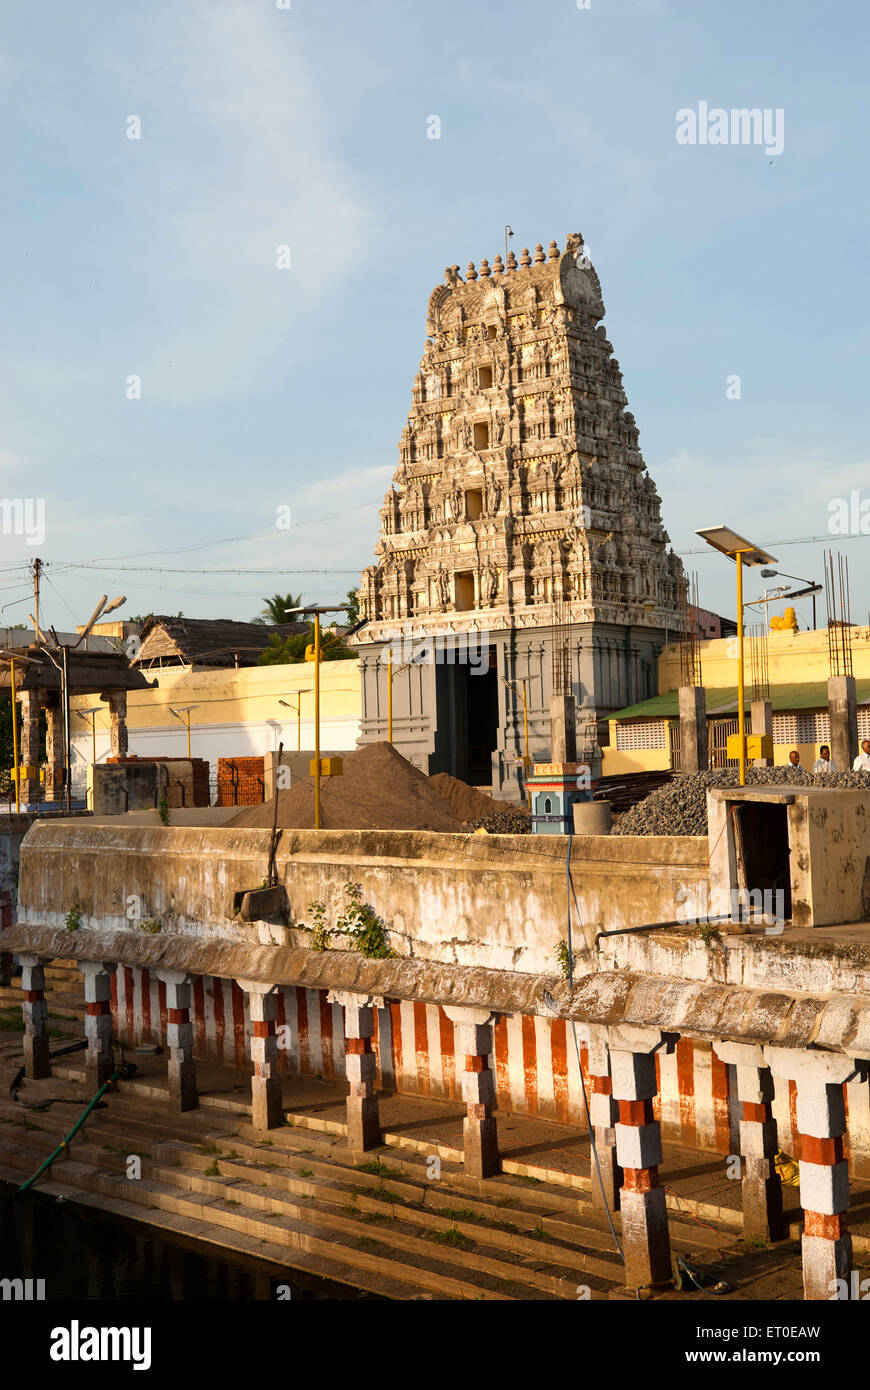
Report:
255,593,316,624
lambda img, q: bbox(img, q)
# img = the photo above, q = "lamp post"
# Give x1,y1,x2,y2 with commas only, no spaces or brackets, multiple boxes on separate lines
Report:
282,605,350,830
760,568,821,630
278,697,302,750
696,527,777,786
168,704,199,758
33,593,126,811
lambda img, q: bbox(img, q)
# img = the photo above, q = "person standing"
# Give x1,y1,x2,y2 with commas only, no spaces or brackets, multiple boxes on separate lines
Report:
853,738,870,772
813,745,837,774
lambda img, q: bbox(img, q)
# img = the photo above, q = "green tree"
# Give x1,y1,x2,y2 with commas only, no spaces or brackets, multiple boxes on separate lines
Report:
257,625,355,666
344,587,361,626
255,593,315,625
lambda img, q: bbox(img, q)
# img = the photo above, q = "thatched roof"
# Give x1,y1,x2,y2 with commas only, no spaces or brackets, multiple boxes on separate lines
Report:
134,615,309,669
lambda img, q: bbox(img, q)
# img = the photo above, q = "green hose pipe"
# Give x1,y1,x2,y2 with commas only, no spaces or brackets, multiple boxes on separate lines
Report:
17,1070,123,1194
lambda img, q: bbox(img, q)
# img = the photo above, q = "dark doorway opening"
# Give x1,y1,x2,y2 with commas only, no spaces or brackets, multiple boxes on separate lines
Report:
464,649,498,784
434,648,499,787
735,802,792,921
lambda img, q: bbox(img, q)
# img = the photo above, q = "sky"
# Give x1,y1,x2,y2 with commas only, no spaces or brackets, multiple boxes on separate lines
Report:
1,0,868,633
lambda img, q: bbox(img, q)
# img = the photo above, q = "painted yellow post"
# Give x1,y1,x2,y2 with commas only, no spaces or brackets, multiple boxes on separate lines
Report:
736,549,746,786
91,713,96,767
314,613,322,830
10,658,19,813
387,654,393,744
186,710,192,759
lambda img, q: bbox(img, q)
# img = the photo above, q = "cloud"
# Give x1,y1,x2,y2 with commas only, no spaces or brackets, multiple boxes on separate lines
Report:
72,3,372,406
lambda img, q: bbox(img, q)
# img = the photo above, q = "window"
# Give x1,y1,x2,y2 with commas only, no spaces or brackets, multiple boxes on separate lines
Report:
465,489,483,520
487,324,497,341
478,365,493,390
455,572,475,610
474,422,489,450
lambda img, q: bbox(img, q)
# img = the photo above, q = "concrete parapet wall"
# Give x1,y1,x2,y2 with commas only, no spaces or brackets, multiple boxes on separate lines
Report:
16,822,708,977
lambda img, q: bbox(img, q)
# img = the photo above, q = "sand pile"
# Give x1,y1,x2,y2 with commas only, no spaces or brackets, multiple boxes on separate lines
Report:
228,743,464,832
428,772,514,824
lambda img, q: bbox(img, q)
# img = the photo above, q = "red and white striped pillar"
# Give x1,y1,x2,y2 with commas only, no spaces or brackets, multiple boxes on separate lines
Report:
586,1025,622,1211
714,1040,783,1242
766,1046,859,1300
156,969,198,1111
607,1025,673,1290
78,960,117,1088
18,952,51,1080
329,990,381,1151
444,1006,499,1179
240,980,283,1130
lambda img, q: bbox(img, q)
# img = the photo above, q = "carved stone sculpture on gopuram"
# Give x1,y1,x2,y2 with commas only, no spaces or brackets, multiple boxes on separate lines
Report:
355,233,684,639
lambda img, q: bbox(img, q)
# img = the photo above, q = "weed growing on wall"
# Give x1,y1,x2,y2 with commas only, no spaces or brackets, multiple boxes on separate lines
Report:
555,941,574,981
158,795,170,825
64,907,81,932
306,901,332,951
337,882,395,959
303,885,395,958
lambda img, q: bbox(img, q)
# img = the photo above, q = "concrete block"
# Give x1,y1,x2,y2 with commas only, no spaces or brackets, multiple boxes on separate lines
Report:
802,1233,853,1302
798,1160,850,1216
619,1186,671,1288
615,1122,662,1170
796,1083,847,1139
739,1118,779,1158
609,1049,657,1100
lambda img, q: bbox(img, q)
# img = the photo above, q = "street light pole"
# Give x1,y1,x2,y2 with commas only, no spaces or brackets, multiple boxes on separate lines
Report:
736,550,746,787
696,526,777,788
10,657,19,814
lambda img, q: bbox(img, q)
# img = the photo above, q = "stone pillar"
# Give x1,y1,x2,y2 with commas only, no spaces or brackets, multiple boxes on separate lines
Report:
678,685,708,772
79,961,117,1088
18,953,51,1079
828,675,858,772
18,687,41,806
156,969,198,1111
44,698,65,802
240,980,282,1130
586,1025,622,1211
444,1006,499,1178
713,1040,783,1241
750,700,773,768
549,692,577,763
104,690,129,759
766,1047,859,1300
608,1025,673,1289
329,990,381,1150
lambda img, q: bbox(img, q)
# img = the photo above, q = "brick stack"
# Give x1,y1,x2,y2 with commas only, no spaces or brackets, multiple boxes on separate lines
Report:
216,756,264,807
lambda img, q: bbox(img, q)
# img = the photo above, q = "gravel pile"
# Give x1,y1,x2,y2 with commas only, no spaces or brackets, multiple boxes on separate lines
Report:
612,766,870,837
465,809,532,835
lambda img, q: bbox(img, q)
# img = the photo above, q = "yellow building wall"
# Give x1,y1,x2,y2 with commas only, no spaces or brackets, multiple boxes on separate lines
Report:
70,659,362,775
657,625,870,693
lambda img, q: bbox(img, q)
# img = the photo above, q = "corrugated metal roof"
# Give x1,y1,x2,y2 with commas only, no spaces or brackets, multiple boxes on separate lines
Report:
610,680,870,722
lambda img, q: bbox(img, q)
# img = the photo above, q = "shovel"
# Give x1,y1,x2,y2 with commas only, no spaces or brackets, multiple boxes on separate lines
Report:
233,741,290,921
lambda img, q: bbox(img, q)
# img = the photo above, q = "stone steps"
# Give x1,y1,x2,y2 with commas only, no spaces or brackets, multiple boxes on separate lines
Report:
0,1134,539,1301
0,1139,427,1302
0,1092,621,1297
0,1076,744,1299
35,1064,742,1256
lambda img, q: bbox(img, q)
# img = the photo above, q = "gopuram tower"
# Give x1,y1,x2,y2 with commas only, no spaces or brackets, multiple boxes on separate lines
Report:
352,233,683,798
